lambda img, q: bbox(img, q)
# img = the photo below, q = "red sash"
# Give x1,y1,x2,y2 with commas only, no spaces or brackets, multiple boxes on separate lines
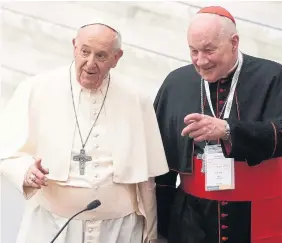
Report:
181,157,282,243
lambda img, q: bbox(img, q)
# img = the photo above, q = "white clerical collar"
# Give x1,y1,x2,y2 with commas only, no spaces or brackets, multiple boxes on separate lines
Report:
221,56,239,79
229,56,239,73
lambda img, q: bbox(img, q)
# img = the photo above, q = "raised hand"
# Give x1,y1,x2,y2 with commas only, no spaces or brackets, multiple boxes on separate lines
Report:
181,113,227,142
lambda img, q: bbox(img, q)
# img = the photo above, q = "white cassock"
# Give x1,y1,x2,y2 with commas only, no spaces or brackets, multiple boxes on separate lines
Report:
0,63,169,243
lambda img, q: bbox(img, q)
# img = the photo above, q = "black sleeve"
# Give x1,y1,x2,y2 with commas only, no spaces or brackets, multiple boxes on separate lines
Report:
155,171,178,238
221,72,282,166
154,81,179,238
221,119,282,166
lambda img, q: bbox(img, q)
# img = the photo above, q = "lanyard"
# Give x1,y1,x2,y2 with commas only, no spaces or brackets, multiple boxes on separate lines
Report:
203,52,243,119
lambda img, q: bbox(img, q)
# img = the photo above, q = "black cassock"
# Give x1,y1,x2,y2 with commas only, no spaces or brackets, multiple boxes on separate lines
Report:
154,54,282,243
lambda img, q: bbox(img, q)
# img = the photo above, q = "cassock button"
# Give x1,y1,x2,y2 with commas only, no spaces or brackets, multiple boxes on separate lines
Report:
222,236,228,241
221,225,228,229
221,213,228,218
220,88,225,92
221,201,228,206
219,100,225,105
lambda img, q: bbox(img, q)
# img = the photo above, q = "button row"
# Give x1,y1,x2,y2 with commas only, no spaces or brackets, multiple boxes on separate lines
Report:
219,201,229,242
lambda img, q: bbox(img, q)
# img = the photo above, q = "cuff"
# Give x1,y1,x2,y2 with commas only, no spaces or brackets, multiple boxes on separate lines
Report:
221,139,232,157
0,155,38,199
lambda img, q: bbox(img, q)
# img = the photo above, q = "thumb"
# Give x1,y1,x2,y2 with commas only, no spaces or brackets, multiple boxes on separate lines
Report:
34,158,42,168
34,158,49,174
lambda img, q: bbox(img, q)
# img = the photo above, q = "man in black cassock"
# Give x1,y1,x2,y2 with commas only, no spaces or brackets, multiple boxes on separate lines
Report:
154,6,282,243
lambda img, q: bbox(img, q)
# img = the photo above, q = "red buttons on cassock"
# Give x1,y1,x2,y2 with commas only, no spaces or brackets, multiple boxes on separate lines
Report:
221,213,228,218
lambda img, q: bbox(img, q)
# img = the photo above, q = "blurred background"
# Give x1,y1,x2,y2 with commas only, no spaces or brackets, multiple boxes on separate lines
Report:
1,1,282,242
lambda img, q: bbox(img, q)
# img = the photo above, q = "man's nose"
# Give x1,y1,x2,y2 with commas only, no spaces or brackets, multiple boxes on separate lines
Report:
196,53,209,67
87,55,98,67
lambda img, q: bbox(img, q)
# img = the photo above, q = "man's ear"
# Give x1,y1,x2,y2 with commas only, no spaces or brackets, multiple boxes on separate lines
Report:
112,49,123,68
231,34,239,52
72,38,76,47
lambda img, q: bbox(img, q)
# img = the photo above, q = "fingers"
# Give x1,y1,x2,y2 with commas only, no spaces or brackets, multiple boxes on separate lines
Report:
181,118,209,136
30,167,48,186
193,134,207,143
25,173,41,189
34,158,49,175
184,113,204,124
189,127,207,139
24,159,49,188
24,171,48,188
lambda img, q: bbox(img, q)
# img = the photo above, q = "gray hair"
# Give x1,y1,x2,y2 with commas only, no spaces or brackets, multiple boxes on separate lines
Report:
80,23,122,51
218,16,238,38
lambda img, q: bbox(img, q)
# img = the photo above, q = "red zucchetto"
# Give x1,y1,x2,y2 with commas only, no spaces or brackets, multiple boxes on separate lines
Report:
197,6,236,25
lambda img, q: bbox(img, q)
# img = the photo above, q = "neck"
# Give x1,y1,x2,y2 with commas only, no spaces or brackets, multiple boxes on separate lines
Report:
222,54,239,78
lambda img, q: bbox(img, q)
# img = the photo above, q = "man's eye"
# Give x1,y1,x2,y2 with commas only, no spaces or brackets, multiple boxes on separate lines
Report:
96,53,107,61
81,49,90,56
97,53,105,58
205,49,215,54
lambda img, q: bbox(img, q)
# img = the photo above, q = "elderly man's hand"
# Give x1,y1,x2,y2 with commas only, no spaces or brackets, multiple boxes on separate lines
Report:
23,158,49,189
181,113,227,142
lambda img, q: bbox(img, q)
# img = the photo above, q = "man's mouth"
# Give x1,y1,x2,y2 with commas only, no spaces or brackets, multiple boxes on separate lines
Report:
84,70,97,75
201,66,215,71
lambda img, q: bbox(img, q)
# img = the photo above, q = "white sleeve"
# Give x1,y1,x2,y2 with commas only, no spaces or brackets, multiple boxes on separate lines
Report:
0,79,38,199
0,155,38,199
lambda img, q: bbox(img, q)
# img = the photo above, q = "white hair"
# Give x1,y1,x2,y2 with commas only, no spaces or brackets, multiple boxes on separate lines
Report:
218,15,238,38
112,30,122,51
79,23,122,51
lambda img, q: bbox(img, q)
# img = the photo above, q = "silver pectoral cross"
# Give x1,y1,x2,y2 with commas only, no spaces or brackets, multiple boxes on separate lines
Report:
73,149,92,175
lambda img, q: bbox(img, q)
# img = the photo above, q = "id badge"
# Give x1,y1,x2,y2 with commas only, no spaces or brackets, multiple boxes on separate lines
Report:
203,144,235,191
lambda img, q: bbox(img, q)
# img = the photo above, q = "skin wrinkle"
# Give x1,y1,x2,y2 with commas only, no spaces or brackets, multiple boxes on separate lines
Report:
181,12,240,142
72,24,123,90
187,13,239,83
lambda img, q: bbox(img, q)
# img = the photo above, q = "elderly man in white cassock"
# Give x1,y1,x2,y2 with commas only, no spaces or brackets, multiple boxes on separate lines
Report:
0,22,169,243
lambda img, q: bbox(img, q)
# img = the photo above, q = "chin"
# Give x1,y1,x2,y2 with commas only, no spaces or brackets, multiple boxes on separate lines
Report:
79,82,91,89
200,73,218,83
83,79,103,89
204,78,218,83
